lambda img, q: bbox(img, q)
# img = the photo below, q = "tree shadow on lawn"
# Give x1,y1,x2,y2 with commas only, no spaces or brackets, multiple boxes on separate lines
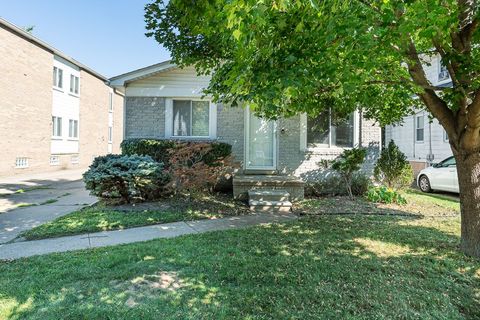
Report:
1,215,479,319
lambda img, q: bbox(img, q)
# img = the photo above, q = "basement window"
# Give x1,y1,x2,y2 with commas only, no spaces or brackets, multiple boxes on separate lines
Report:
15,157,29,168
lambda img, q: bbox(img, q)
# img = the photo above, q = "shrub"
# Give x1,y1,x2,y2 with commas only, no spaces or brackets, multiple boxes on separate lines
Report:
120,138,232,167
374,140,414,190
306,173,371,197
83,155,170,203
331,148,367,199
167,142,238,192
366,186,407,205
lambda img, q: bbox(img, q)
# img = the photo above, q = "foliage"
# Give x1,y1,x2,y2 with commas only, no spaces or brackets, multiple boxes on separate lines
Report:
83,155,170,203
330,148,367,199
306,174,371,197
374,140,414,190
167,142,238,192
366,186,407,205
121,138,232,167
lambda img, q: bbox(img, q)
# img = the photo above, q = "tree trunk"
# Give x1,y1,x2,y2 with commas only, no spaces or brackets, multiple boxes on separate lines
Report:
455,151,480,257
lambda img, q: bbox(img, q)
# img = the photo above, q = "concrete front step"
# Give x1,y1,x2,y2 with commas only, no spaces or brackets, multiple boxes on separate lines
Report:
248,190,290,202
249,200,292,213
233,175,305,202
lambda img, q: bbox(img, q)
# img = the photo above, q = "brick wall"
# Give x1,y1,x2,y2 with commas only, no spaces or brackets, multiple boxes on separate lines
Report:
216,103,244,165
0,25,53,176
124,97,165,139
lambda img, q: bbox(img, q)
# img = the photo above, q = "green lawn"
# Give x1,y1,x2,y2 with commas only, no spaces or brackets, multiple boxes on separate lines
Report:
1,214,479,319
20,193,249,240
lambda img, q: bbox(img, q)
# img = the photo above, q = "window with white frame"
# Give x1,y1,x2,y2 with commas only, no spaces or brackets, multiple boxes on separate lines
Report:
15,157,29,168
52,116,62,137
71,155,79,164
438,60,450,82
108,126,113,143
53,67,63,88
415,115,424,142
109,92,113,112
172,100,210,137
307,109,355,148
443,129,449,142
68,119,78,138
69,75,79,95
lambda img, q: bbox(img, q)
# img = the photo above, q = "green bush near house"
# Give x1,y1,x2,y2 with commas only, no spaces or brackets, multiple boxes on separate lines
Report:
366,186,407,205
83,155,170,203
374,140,414,190
306,173,371,197
120,138,232,167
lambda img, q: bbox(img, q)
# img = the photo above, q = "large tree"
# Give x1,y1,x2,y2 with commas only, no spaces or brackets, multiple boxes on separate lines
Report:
145,0,480,257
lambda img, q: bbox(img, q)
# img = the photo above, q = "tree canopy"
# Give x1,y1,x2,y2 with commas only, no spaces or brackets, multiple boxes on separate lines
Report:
145,0,480,256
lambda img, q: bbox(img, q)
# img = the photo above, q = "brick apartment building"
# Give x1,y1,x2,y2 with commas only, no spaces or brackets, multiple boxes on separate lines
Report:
0,18,124,176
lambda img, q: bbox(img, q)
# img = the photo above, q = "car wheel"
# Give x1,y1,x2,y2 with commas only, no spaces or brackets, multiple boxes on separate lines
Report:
419,175,432,193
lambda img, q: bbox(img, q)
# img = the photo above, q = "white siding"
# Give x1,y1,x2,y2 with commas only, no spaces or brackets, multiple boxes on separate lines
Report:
50,55,80,155
126,66,211,98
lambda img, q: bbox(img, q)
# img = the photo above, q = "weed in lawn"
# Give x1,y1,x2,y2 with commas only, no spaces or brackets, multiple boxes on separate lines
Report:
16,203,37,208
39,199,58,205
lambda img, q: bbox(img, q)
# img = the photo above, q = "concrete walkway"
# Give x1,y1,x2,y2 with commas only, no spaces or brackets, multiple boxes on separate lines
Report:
0,169,96,243
0,213,298,260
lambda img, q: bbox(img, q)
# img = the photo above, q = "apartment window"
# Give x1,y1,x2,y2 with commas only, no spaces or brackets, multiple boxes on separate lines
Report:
108,126,113,143
53,67,63,88
68,120,78,138
172,100,210,137
415,115,424,143
52,116,62,137
307,109,355,148
15,157,29,168
443,129,449,142
71,155,79,164
109,92,113,112
438,60,450,82
69,75,79,95
49,156,60,166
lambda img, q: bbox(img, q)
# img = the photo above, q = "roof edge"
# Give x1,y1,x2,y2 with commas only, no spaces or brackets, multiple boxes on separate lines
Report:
109,60,176,86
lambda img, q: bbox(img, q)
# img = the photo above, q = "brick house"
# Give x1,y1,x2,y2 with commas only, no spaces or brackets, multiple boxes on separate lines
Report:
110,61,381,208
0,18,124,176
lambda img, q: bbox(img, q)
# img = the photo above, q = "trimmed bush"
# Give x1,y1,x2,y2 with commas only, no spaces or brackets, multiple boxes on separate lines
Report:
374,140,414,190
83,155,170,203
120,138,232,167
331,148,367,199
306,173,371,197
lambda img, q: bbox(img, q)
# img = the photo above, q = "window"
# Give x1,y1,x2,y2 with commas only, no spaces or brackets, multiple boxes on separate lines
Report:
109,92,113,112
438,60,450,82
49,156,60,166
71,155,79,164
172,100,210,137
443,129,449,142
53,67,63,88
68,119,78,138
307,109,355,148
108,126,113,143
15,157,28,168
52,116,62,137
415,115,424,142
437,156,456,168
69,75,79,95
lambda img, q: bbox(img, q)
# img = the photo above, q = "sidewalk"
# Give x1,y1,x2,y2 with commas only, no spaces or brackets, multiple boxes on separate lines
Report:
0,213,298,260
0,169,96,243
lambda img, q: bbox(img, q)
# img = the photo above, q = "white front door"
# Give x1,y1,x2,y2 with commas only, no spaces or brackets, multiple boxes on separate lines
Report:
245,108,276,170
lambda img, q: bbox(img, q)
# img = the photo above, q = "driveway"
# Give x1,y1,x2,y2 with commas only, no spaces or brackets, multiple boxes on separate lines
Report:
0,169,96,243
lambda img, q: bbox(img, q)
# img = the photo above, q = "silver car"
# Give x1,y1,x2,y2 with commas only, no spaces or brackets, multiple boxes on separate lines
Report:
417,156,459,193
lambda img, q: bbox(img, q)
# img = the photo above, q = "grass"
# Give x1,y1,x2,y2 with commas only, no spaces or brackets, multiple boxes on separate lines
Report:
1,212,479,319
39,198,58,205
15,203,37,208
20,193,249,240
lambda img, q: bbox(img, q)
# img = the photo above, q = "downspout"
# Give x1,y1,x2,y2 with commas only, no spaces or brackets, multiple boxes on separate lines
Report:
412,116,416,159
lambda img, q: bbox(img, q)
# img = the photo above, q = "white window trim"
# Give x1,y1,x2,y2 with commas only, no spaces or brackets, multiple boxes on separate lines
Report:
300,110,359,152
109,92,114,112
108,126,113,143
69,74,80,96
53,66,63,90
438,58,450,83
52,116,63,139
15,157,29,169
165,98,217,139
443,129,449,143
50,155,60,166
68,119,79,140
415,114,425,144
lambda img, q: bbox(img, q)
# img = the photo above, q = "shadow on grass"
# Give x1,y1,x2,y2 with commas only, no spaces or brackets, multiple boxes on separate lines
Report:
1,213,479,319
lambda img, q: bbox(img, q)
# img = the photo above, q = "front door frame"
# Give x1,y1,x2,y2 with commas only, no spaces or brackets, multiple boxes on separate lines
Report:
244,107,277,171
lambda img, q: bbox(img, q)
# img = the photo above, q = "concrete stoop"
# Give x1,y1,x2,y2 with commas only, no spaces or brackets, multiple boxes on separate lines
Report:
248,190,292,213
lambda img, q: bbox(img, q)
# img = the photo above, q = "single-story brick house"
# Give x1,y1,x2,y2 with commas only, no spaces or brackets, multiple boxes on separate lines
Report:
110,61,381,209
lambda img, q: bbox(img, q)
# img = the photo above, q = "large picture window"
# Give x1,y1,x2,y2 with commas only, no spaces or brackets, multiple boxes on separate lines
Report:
172,100,210,137
307,109,355,148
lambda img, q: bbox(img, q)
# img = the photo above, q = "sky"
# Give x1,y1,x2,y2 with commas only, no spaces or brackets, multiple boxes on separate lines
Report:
0,0,171,77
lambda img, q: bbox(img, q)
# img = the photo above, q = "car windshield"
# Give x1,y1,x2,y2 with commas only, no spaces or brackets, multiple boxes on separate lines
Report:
438,156,456,167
